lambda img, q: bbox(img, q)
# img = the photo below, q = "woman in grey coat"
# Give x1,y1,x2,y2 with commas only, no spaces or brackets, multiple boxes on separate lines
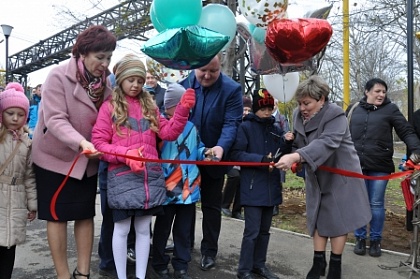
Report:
275,75,371,279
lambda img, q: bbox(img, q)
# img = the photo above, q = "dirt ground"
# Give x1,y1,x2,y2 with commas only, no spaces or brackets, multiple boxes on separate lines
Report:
274,188,414,255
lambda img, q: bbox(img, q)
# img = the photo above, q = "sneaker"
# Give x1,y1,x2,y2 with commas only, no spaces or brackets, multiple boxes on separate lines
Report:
127,247,136,265
152,268,171,279
98,268,118,279
369,240,382,257
221,208,232,217
174,269,192,279
353,238,366,255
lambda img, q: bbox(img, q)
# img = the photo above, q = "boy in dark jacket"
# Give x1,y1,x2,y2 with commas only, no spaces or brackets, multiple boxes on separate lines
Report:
230,88,294,279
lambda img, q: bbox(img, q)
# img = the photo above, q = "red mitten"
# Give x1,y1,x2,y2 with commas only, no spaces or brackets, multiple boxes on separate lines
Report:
125,148,145,173
180,88,196,109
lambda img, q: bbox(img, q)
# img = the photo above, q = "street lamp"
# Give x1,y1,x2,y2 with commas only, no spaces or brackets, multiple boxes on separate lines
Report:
1,24,13,83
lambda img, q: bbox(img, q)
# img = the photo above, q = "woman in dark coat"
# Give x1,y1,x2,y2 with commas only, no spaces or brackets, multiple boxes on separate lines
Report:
276,75,371,279
348,78,420,258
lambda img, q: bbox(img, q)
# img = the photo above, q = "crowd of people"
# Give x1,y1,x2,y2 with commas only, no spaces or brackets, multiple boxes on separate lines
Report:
1,24,420,279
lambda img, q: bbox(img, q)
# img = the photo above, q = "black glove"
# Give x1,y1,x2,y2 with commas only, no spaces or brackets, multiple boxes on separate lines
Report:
261,156,272,163
410,153,420,164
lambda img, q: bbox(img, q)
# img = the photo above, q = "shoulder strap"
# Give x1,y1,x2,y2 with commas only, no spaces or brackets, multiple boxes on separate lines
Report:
0,140,22,176
347,102,360,125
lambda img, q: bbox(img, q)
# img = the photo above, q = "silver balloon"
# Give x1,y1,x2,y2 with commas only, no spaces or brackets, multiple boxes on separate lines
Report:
304,4,333,19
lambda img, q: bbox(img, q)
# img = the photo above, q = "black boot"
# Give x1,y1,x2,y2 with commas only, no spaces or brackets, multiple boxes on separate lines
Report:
369,240,382,257
327,252,341,279
306,251,326,279
353,238,366,255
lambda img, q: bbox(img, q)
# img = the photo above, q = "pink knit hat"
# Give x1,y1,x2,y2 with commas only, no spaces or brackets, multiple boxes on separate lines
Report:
5,82,25,93
0,86,30,123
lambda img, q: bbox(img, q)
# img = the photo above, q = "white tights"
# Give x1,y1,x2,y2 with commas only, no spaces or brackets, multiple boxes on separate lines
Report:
113,215,152,279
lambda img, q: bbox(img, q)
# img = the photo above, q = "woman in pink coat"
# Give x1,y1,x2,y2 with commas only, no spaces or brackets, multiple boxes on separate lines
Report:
31,25,116,279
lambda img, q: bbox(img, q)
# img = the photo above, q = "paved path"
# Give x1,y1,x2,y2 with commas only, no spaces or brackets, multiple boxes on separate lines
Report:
12,196,420,279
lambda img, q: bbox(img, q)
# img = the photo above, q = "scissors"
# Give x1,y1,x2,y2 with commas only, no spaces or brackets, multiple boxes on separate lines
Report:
273,148,283,161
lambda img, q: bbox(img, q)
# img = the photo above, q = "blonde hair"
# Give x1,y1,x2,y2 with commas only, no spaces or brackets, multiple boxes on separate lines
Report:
294,75,330,102
110,87,159,136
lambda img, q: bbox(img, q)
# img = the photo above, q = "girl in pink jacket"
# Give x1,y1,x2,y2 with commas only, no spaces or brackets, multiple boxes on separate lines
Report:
91,54,195,279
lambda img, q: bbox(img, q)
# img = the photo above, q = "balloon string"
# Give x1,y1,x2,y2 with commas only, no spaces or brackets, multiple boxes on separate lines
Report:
281,74,292,131
282,75,286,106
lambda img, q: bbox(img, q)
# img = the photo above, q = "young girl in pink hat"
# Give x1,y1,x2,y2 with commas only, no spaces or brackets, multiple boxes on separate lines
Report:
0,84,37,279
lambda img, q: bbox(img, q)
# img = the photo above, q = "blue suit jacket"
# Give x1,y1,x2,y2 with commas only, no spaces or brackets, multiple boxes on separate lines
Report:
180,72,243,178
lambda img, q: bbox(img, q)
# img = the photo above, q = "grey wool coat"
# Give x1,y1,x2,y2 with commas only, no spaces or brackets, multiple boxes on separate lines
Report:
293,102,371,237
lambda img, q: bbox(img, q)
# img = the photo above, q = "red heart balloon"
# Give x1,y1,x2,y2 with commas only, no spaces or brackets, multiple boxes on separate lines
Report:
265,18,333,64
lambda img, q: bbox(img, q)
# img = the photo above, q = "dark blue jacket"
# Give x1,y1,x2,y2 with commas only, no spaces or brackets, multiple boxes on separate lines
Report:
180,71,243,178
230,113,293,207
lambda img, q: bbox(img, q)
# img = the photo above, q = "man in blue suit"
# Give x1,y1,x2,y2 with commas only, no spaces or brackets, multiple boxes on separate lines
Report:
180,53,243,271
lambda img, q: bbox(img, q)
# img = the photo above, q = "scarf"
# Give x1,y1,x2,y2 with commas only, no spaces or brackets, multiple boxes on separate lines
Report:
76,58,107,109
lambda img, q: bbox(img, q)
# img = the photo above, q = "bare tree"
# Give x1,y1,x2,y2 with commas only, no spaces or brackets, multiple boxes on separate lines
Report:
317,0,410,104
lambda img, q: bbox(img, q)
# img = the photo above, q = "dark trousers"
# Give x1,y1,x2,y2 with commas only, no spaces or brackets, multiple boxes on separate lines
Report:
152,203,195,271
221,168,242,215
98,161,135,271
0,245,16,279
199,168,224,257
238,206,273,274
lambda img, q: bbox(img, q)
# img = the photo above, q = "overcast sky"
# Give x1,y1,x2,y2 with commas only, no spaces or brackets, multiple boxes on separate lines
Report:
0,0,333,86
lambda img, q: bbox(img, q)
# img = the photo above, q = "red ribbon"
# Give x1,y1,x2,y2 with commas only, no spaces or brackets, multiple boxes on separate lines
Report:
50,150,274,220
291,160,420,180
49,151,86,221
317,165,412,180
50,151,420,220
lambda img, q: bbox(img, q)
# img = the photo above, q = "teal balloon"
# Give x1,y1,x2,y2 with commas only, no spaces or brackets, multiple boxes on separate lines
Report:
141,25,229,70
198,4,237,50
153,0,202,29
249,23,256,34
150,2,165,32
251,25,266,44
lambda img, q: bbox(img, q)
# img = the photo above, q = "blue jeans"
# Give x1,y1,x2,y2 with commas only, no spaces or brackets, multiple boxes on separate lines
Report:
354,171,389,241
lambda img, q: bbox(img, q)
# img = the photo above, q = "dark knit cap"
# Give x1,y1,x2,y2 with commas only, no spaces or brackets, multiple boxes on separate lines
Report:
252,88,274,112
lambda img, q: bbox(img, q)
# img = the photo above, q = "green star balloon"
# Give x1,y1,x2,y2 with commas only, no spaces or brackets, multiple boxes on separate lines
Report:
141,25,229,70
